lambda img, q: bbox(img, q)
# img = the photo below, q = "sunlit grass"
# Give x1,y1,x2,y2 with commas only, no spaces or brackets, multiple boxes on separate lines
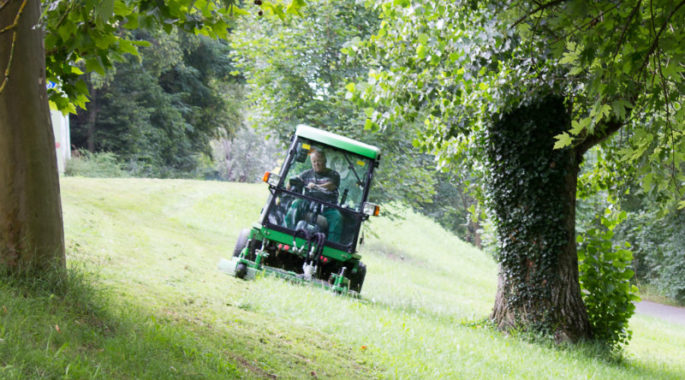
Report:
2,177,683,378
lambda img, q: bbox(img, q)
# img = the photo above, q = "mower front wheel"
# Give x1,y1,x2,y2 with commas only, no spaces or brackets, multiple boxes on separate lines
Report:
350,262,366,293
235,263,248,279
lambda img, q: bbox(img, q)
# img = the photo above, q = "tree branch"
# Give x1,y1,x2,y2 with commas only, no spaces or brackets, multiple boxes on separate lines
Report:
638,0,685,78
552,1,623,45
512,0,567,28
613,0,642,59
576,119,625,156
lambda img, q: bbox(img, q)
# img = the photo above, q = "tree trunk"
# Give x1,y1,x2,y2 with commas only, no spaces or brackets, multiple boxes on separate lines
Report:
0,0,66,274
86,84,98,152
487,96,591,342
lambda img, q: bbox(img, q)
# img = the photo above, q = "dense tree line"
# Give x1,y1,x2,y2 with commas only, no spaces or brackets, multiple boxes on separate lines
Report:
70,31,242,177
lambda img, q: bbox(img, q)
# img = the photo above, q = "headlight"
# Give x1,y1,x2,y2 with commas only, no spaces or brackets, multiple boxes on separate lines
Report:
362,202,380,216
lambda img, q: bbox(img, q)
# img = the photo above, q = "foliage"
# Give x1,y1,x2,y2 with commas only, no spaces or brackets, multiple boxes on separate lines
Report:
350,0,684,340
578,146,685,304
618,209,685,304
70,31,241,176
577,209,640,350
41,0,307,112
417,171,482,246
64,150,127,178
351,0,683,181
230,0,437,206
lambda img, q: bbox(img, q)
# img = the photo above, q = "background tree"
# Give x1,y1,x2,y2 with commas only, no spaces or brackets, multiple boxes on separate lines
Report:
232,0,448,212
71,31,242,177
351,0,682,343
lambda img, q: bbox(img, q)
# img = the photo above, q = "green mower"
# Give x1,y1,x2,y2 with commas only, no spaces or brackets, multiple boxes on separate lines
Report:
218,125,381,295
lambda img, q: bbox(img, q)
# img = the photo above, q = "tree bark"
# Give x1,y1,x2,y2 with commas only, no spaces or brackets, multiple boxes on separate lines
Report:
0,0,66,273
488,96,591,342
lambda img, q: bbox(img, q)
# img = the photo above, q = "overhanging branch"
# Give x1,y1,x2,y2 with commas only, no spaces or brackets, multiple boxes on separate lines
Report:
512,0,568,27
575,119,625,156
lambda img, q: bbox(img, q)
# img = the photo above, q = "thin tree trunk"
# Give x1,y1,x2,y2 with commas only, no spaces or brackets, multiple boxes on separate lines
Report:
487,96,591,342
86,84,98,152
0,0,66,273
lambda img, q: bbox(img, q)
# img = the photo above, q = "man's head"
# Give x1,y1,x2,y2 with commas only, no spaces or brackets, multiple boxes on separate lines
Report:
310,149,327,173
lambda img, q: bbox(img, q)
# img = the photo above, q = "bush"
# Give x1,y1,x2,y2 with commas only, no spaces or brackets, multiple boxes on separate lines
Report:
577,209,640,350
65,150,128,178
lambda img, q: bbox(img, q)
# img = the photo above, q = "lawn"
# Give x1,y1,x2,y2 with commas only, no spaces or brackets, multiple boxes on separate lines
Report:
1,177,683,379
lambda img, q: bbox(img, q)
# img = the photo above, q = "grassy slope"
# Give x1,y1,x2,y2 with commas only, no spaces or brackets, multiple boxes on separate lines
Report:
1,177,684,379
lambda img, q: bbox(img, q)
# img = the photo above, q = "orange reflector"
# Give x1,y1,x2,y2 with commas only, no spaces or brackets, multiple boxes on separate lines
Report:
262,171,270,183
374,205,380,216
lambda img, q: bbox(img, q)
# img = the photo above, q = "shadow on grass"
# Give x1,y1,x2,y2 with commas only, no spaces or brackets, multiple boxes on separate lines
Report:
0,265,243,379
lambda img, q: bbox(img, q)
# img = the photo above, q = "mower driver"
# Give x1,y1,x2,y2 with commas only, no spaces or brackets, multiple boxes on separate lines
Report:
285,149,343,242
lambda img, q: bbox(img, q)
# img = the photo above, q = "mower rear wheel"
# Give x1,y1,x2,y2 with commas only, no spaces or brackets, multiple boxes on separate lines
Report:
233,229,250,257
350,262,366,293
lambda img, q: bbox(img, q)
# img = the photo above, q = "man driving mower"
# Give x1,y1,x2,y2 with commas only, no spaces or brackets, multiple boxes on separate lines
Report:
285,148,343,242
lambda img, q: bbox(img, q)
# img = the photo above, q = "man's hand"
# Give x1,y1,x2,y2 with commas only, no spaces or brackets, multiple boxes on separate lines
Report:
307,181,336,191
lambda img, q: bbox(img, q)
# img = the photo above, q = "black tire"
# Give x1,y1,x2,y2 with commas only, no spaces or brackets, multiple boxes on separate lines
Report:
235,263,248,279
350,262,366,293
233,229,250,257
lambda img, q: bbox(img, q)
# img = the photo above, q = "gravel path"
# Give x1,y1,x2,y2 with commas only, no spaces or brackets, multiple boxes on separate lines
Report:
635,301,685,326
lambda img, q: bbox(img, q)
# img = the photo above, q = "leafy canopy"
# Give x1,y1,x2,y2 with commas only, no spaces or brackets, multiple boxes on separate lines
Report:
41,0,307,112
349,0,684,207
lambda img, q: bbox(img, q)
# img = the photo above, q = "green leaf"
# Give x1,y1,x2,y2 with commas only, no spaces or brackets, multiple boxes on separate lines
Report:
123,13,139,29
418,33,429,45
449,52,459,63
95,0,115,24
569,120,584,136
553,132,573,149
416,44,427,60
85,57,106,75
286,0,307,16
113,0,132,16
117,39,139,55
611,99,631,120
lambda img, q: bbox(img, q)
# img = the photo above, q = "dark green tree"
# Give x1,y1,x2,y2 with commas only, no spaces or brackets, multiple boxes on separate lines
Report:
71,31,241,176
352,0,682,342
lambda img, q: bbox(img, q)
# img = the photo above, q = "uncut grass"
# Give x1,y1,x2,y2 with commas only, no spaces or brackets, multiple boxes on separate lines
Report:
4,177,683,378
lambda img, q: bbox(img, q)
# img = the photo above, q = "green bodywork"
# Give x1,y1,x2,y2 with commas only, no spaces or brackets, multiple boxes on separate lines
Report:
249,225,361,262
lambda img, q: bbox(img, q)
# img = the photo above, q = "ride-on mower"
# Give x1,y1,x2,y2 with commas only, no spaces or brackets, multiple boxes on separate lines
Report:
218,125,381,295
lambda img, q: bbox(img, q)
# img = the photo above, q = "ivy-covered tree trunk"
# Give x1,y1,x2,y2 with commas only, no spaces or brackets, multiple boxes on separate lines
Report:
0,0,66,273
488,96,591,341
